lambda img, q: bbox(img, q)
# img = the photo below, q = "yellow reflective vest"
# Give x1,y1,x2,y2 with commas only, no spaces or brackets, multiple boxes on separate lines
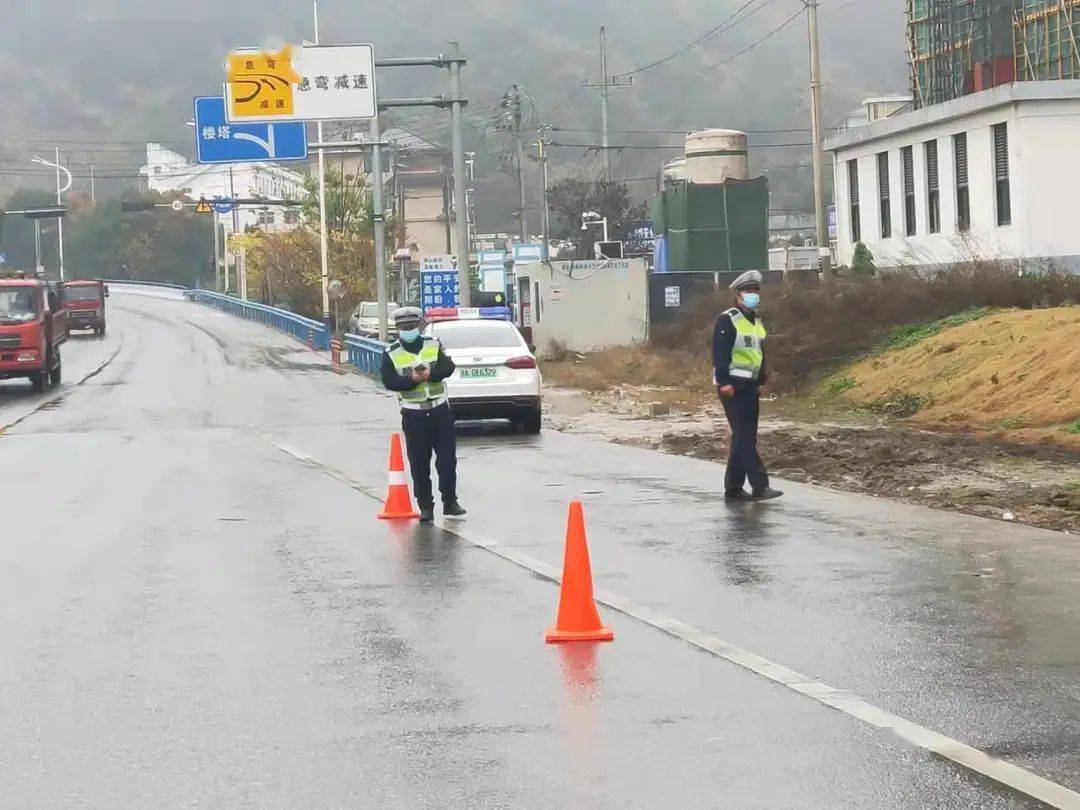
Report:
724,307,766,381
387,338,447,404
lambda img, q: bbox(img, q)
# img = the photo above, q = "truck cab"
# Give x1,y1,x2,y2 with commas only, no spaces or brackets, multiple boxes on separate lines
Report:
0,278,68,392
62,279,108,335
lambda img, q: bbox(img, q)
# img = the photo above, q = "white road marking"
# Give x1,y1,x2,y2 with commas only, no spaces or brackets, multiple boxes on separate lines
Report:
260,435,1080,809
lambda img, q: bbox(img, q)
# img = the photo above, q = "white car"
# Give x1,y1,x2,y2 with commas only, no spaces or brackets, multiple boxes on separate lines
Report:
348,301,399,337
425,311,543,433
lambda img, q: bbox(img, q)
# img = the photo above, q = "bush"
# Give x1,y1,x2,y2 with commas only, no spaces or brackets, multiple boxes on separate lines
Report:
825,376,856,396
851,242,876,276
545,338,572,362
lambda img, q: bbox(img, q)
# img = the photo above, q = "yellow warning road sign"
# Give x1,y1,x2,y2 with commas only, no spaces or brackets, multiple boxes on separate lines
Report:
195,200,213,214
226,46,302,120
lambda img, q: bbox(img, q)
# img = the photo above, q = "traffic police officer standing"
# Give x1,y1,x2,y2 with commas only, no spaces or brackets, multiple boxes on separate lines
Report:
380,307,467,523
713,271,783,501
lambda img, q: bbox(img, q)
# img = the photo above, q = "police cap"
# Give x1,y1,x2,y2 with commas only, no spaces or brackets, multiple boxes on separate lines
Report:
729,270,763,291
391,306,423,326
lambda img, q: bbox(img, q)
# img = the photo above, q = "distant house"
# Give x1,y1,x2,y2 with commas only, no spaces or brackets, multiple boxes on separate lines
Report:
139,143,306,234
305,127,464,262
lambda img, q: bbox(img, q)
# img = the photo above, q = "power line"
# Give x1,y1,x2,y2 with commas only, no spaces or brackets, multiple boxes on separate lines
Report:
549,141,812,150
708,6,805,68
551,126,822,135
617,0,782,77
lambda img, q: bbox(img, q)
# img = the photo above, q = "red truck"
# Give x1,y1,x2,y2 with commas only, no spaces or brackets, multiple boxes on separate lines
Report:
62,279,109,335
0,277,68,392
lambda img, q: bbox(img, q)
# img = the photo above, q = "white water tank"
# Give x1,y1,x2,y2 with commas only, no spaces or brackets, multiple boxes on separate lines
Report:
685,128,749,185
662,157,687,185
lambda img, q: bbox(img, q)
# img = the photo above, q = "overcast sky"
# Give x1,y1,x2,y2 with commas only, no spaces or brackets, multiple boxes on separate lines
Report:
0,1,908,217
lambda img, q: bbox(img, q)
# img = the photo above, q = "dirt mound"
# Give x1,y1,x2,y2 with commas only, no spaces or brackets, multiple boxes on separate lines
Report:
834,307,1080,447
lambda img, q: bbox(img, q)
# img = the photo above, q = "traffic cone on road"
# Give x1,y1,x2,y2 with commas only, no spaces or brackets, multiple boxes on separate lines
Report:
378,434,420,521
545,501,614,643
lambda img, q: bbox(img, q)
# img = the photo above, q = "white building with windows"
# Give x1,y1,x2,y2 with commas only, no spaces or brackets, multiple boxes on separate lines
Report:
140,144,306,234
826,81,1080,271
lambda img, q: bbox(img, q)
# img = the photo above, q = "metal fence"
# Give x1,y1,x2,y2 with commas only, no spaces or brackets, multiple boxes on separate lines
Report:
345,333,388,377
183,290,330,350
102,279,189,290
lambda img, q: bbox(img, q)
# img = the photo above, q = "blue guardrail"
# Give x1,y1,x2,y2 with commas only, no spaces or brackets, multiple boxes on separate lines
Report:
344,333,388,377
183,290,330,351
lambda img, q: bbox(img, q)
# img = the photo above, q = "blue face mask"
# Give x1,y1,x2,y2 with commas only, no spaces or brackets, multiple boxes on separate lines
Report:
741,292,761,310
399,328,421,343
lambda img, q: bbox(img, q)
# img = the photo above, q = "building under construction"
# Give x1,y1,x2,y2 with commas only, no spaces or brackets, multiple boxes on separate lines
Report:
909,0,1080,108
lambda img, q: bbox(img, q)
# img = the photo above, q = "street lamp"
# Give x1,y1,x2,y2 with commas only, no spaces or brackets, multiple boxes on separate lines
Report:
580,210,609,243
30,151,73,281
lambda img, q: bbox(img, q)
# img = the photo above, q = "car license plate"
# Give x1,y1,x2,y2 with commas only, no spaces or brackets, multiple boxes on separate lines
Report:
461,367,497,379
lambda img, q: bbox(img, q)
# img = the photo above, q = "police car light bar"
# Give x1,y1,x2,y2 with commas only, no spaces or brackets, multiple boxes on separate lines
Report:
426,307,510,322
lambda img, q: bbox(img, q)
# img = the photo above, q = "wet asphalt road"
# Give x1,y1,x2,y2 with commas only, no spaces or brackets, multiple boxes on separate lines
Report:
1,288,1077,808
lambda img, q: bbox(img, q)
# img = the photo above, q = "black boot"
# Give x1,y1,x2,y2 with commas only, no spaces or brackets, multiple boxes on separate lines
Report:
751,487,784,501
443,502,467,519
419,506,435,523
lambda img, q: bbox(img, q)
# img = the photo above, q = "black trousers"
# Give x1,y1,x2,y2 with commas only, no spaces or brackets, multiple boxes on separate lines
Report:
401,403,458,509
721,386,770,494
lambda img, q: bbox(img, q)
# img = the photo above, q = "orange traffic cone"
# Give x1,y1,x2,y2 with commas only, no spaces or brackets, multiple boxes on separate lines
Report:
545,501,614,643
378,434,420,521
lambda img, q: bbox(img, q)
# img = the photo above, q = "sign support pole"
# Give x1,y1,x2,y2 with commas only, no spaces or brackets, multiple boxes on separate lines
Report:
212,213,221,292
55,147,66,282
314,1,332,333
371,112,390,343
448,42,471,308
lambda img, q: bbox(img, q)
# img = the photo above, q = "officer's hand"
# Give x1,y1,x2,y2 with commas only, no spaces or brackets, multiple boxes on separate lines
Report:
412,368,430,383
718,384,735,398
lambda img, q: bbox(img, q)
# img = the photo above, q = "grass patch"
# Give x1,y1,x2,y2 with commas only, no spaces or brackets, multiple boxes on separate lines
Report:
1067,420,1080,435
876,307,995,353
824,376,856,397
1000,416,1025,430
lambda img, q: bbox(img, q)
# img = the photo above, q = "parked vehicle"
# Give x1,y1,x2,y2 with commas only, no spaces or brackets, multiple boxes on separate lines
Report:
62,279,109,335
0,278,68,392
347,301,399,338
425,307,543,434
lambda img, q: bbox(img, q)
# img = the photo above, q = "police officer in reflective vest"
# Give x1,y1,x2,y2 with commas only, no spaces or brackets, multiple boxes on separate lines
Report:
713,271,783,501
380,307,467,523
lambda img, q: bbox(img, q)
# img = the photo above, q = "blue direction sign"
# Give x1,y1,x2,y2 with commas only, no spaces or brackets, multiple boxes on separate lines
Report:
193,96,308,165
212,197,236,215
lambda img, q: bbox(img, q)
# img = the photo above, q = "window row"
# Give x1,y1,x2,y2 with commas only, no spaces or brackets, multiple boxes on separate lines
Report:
847,123,1010,244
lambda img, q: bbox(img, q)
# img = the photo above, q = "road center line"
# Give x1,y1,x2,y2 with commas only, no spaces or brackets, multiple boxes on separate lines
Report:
0,331,125,436
260,434,1080,809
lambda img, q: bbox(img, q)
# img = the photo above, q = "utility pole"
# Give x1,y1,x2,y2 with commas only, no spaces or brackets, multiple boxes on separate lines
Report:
583,27,632,183
516,127,528,244
501,85,529,243
538,131,551,264
448,41,472,307
806,0,830,268
89,165,96,204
